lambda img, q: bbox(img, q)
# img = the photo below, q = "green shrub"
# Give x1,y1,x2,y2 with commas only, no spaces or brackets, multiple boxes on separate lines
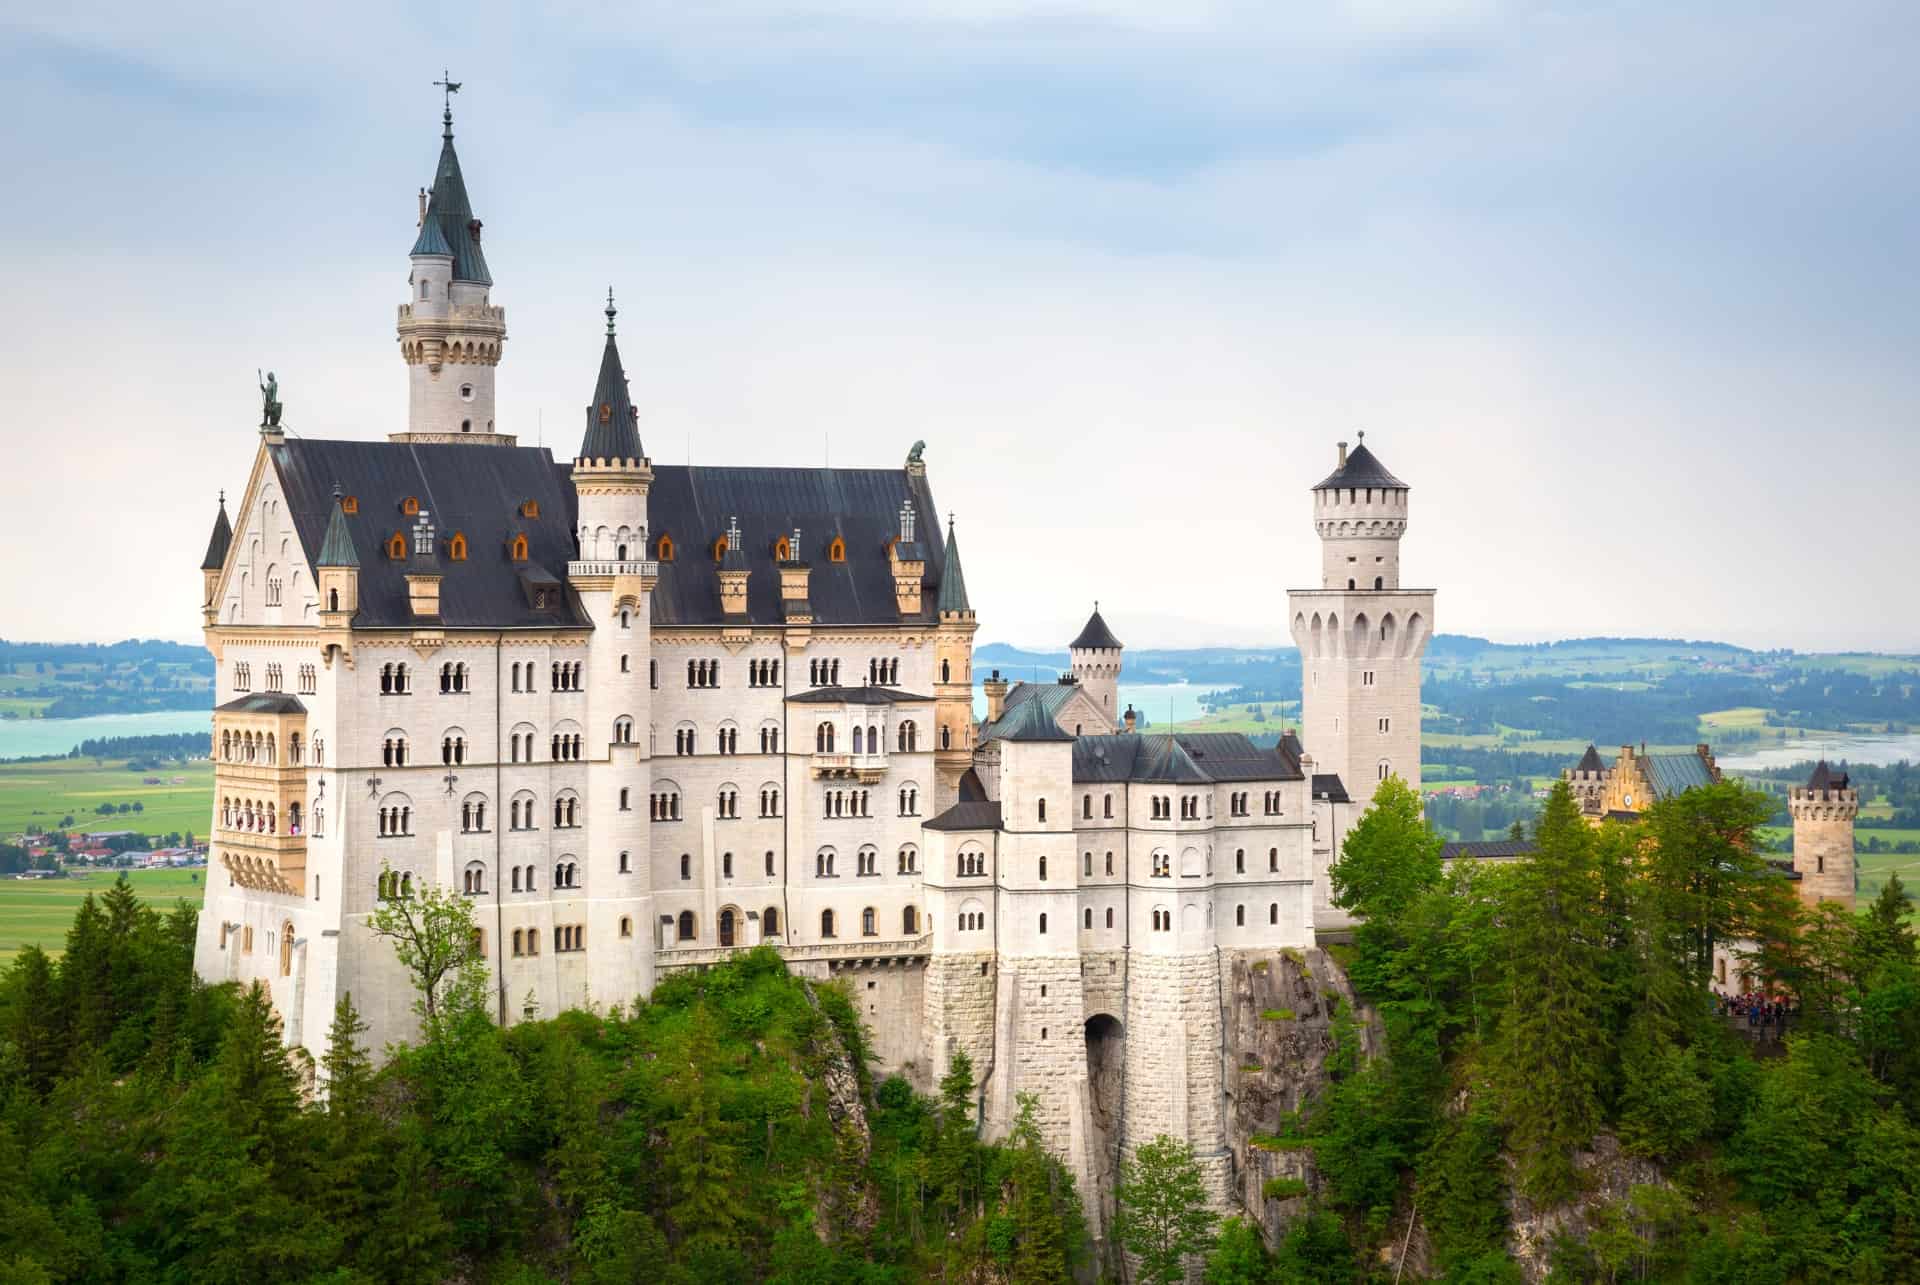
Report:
1262,1177,1310,1201
1261,1008,1297,1022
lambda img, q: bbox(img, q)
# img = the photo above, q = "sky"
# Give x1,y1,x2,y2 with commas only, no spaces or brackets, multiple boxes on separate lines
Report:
2,1,1917,653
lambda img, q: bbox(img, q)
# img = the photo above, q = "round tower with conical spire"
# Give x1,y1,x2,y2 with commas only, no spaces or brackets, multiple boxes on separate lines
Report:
395,99,509,443
1068,603,1123,730
933,514,978,810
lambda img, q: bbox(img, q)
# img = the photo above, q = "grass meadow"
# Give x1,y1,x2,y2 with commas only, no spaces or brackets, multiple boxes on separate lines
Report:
0,867,208,963
0,759,214,841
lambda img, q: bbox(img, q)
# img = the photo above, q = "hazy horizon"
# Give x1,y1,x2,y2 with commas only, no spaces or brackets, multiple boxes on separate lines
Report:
6,3,1918,652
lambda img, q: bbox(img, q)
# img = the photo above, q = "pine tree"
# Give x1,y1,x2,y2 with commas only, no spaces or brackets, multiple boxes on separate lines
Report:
663,1004,742,1250
321,991,373,1118
58,894,113,1055
4,946,68,1093
930,1048,980,1221
1113,1134,1218,1285
1497,781,1610,1202
1005,1092,1080,1284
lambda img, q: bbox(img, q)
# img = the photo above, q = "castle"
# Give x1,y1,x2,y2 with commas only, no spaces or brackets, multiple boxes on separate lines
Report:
191,105,1435,1222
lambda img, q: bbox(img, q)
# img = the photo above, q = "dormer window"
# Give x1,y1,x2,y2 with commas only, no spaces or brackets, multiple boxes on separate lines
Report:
828,536,846,563
340,496,359,515
519,499,540,519
509,533,529,562
402,496,420,517
657,534,675,561
713,535,729,561
386,532,406,560
448,532,468,561
774,535,791,561
599,403,612,424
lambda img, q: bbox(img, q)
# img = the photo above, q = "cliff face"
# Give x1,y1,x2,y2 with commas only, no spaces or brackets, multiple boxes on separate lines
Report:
1218,947,1380,1243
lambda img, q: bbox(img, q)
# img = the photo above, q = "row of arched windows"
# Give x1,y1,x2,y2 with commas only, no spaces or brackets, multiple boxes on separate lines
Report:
551,733,582,761
378,805,412,837
219,796,304,835
379,662,411,694
824,789,871,818
552,661,583,690
439,661,470,693
442,735,467,765
686,659,721,688
748,659,781,687
808,658,842,686
377,870,415,899
868,657,900,685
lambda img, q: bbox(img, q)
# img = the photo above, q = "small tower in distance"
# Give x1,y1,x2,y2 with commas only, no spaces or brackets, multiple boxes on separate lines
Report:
1791,761,1857,909
933,514,979,810
200,492,232,625
395,96,509,443
1068,604,1123,730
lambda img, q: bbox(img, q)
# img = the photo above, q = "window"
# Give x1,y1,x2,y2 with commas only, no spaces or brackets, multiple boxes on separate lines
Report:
1378,716,1390,733
462,862,487,895
760,786,782,817
1106,907,1115,928
1235,849,1245,873
680,853,691,880
1269,903,1279,925
1037,799,1047,823
764,906,781,936
862,907,877,936
1362,670,1375,686
815,722,835,753
402,496,420,517
448,532,468,560
1106,851,1114,875
817,849,836,877
828,536,846,562
1152,851,1170,878
821,909,837,938
1235,905,1245,926
656,533,675,561
510,533,528,562
904,906,919,934
1269,847,1279,872
897,720,917,752
1378,760,1391,782
898,845,918,874
1038,855,1048,881
1038,913,1048,934
677,911,695,942
1152,908,1171,931
387,532,407,560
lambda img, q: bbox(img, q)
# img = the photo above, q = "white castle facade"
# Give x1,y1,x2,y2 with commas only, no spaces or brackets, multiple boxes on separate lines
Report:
192,108,1435,1221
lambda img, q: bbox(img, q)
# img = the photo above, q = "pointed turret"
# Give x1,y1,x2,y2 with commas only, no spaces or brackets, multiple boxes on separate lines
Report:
316,486,361,624
201,494,232,571
416,103,491,285
1070,605,1123,652
1069,602,1123,726
937,516,972,616
577,290,644,464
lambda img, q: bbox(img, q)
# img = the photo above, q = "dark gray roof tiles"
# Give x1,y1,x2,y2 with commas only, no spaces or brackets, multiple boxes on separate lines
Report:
201,499,233,571
577,300,644,463
1440,839,1535,861
957,767,988,802
418,114,491,284
270,438,588,630
215,693,308,715
1312,774,1350,803
786,686,935,706
1313,441,1406,491
647,464,948,628
924,800,1004,831
1070,607,1123,651
1069,732,1303,785
1575,744,1606,773
1807,760,1849,791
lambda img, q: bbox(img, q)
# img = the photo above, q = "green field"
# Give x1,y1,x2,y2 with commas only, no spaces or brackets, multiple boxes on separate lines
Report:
0,867,208,963
1175,700,1299,735
0,758,214,840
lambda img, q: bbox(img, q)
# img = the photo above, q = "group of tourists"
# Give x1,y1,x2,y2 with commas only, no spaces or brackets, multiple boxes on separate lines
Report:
1716,990,1795,1036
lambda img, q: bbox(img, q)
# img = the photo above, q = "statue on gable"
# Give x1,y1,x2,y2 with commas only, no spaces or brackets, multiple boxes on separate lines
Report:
907,439,926,465
258,369,283,428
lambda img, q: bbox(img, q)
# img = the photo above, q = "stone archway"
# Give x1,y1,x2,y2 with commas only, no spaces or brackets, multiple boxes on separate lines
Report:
1085,1013,1125,1237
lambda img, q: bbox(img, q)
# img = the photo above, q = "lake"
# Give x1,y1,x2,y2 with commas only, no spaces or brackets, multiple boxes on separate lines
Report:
1719,733,1920,773
0,710,212,761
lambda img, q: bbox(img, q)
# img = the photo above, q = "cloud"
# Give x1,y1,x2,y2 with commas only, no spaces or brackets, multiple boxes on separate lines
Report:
1,1,1916,650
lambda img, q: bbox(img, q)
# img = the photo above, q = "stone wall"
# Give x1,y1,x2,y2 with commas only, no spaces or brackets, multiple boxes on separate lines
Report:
1123,952,1232,1206
837,959,928,1089
923,951,997,1093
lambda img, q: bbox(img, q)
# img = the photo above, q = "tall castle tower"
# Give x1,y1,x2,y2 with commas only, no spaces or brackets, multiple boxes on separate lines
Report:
1791,761,1857,909
395,100,509,443
1288,435,1434,815
1069,605,1123,731
932,516,979,810
568,293,659,1001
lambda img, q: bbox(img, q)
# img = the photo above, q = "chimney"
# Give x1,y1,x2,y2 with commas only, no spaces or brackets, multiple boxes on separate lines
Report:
1336,440,1349,468
984,669,1009,722
417,187,428,228
1123,704,1137,733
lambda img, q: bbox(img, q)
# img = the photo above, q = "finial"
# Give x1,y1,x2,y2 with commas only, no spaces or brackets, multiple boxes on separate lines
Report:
331,481,343,503
1357,429,1365,442
605,287,617,336
434,70,462,136
218,489,226,508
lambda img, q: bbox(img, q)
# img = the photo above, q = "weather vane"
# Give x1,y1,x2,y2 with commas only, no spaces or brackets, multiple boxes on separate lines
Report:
434,70,462,116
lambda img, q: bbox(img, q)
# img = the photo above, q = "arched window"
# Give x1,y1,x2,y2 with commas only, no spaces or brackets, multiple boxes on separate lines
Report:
402,496,420,516
852,725,864,754
903,906,919,934
387,532,406,560
764,906,781,936
279,920,295,976
828,536,846,562
680,853,691,880
657,533,675,561
509,533,528,562
448,532,468,561
1038,855,1048,881
1106,907,1115,928
816,722,835,753
1374,576,1384,590
1235,905,1245,926
821,908,837,938
719,907,737,947
1269,903,1278,925
1038,913,1048,934
862,907,876,936
1037,798,1047,823
678,910,695,942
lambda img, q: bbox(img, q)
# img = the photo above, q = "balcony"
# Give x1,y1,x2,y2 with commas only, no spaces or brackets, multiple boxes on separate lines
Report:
810,751,888,783
567,559,659,580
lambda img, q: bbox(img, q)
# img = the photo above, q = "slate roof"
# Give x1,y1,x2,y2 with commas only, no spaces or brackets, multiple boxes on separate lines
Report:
1313,441,1406,491
1575,744,1605,773
317,493,359,568
936,518,972,615
995,682,1089,733
1807,760,1849,791
215,693,308,715
577,300,644,463
647,465,950,628
1312,774,1350,803
786,686,934,706
924,800,1004,831
201,498,232,571
1604,809,1641,823
269,438,587,629
983,698,1076,744
1440,839,1535,861
1069,732,1303,785
416,112,491,284
1640,752,1716,800
957,767,988,802
1071,607,1124,651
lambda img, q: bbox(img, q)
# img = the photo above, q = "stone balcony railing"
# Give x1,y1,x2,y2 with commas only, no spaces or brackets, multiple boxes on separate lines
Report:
567,560,659,580
811,750,888,781
218,828,309,857
657,934,932,973
215,759,309,787
396,303,507,327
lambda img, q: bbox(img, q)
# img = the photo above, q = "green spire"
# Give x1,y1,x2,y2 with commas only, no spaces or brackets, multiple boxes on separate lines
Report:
318,486,359,567
937,515,971,615
410,102,491,283
200,492,232,571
